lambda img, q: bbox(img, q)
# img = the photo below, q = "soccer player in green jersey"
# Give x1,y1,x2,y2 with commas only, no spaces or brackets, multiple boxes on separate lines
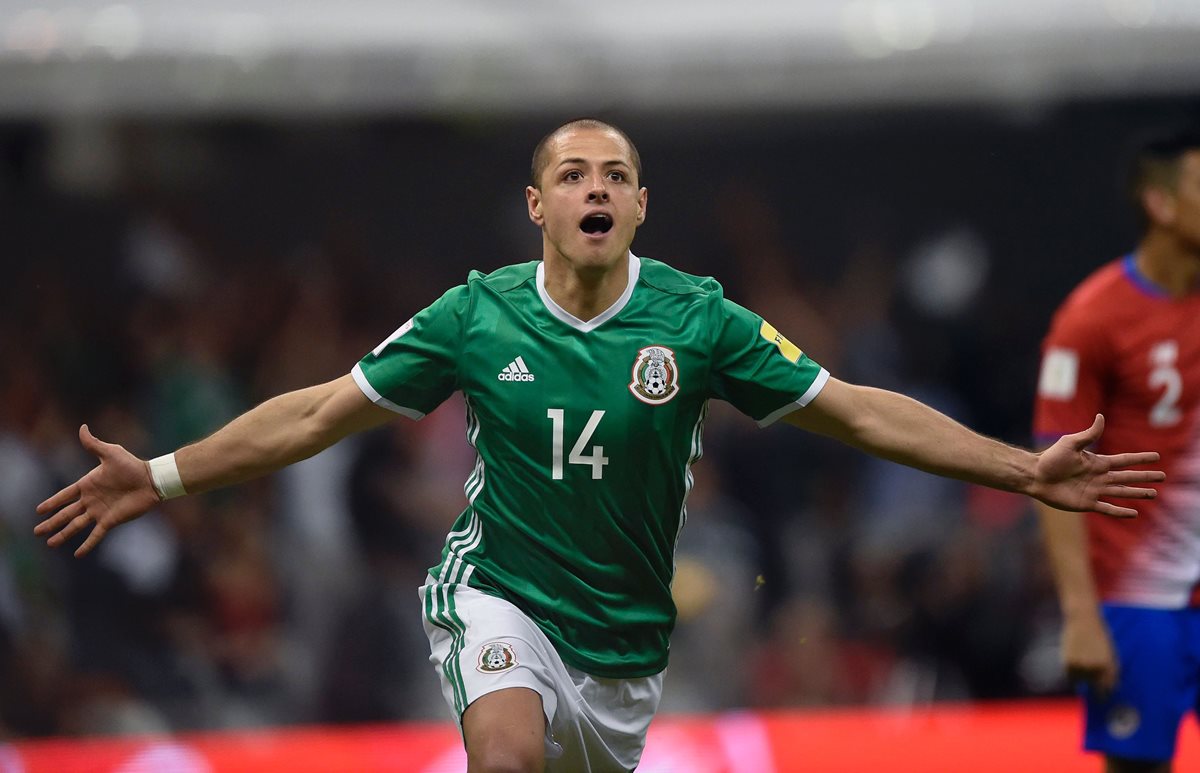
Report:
37,118,1165,773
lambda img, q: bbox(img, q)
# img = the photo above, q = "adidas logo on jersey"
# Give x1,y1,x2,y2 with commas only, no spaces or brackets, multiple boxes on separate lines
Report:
497,356,536,382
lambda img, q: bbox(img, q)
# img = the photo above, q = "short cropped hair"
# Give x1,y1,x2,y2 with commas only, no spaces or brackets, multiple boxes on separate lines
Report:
530,118,643,189
1128,124,1200,230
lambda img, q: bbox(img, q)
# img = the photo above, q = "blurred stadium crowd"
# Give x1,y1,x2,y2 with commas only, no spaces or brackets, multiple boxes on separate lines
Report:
0,102,1187,739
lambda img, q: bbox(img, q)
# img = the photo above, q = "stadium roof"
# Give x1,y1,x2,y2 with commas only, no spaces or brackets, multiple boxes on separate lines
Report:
1,0,1198,117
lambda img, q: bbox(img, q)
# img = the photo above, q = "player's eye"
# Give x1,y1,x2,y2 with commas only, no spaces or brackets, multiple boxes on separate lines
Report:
563,170,582,182
608,171,625,182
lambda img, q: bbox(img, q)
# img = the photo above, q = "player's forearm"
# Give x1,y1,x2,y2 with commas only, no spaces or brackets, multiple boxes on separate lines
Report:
1036,502,1103,618
173,375,383,494
794,382,1037,494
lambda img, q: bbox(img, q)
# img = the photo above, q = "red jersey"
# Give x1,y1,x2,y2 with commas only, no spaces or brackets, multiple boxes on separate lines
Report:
1034,255,1200,608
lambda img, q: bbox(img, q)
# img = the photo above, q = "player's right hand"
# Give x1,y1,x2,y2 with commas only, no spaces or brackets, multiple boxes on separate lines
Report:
34,424,161,558
1062,610,1119,695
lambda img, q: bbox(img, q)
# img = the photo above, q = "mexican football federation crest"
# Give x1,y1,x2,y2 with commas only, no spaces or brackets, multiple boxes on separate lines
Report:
476,641,518,673
629,345,679,405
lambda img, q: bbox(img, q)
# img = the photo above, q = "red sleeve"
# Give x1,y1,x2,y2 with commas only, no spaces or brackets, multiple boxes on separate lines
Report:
1032,301,1110,446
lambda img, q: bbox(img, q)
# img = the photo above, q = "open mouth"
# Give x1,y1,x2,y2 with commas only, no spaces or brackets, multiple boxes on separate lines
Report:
579,213,614,235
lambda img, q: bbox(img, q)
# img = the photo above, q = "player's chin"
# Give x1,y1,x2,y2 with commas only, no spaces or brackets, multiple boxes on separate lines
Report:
573,236,625,263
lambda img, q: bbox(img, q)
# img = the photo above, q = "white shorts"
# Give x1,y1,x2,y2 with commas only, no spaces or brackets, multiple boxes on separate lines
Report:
420,578,663,772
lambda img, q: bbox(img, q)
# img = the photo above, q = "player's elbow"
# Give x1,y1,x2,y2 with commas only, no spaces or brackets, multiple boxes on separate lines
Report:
785,378,870,442
274,380,352,460
298,375,382,451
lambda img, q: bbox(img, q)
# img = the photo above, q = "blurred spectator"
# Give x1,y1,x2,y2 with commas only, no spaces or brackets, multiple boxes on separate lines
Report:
659,463,761,713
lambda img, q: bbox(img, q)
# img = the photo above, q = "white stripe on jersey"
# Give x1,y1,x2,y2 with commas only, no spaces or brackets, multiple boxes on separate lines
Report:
1113,424,1200,608
439,511,483,584
757,368,831,427
673,400,710,567
350,363,425,420
463,398,486,505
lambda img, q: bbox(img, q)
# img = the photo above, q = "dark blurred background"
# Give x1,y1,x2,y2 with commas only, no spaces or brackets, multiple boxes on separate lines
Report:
1,0,1198,740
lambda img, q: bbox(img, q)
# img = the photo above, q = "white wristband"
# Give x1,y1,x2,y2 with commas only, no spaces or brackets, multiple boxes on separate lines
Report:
148,453,188,500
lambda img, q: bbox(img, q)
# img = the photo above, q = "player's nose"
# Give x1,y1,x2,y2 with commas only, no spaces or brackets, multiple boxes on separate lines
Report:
586,175,609,201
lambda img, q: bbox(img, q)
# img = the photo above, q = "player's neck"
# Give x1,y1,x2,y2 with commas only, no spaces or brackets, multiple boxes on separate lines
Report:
542,251,631,322
1136,235,1200,296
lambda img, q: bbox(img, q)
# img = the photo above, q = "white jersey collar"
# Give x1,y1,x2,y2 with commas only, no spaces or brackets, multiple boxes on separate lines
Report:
536,252,641,333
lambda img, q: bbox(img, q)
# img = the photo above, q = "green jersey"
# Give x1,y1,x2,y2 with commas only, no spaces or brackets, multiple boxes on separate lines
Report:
353,255,828,678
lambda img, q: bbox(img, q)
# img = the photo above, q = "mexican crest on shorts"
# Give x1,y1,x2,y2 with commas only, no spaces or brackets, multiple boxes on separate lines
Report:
629,345,679,405
477,641,518,673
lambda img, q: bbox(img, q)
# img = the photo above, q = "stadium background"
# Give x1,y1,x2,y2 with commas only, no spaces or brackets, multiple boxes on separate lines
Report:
1,2,1199,769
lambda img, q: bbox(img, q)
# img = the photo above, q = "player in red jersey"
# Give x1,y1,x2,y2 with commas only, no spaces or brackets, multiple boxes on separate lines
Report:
1035,126,1200,773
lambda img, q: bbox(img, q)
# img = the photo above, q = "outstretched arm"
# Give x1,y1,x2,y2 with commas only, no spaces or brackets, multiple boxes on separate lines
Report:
783,377,1163,515
35,374,395,557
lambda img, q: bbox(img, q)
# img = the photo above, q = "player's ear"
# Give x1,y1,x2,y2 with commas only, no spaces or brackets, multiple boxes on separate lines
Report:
1142,185,1176,227
635,187,648,224
526,185,544,226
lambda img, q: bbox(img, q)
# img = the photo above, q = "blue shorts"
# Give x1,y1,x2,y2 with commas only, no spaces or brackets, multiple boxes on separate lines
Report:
1081,605,1200,762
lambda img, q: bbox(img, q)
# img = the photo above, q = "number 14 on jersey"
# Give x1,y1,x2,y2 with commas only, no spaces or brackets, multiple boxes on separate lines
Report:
547,409,609,480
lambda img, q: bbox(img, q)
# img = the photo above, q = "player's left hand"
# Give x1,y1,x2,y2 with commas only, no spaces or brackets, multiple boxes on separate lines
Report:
1030,414,1163,518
